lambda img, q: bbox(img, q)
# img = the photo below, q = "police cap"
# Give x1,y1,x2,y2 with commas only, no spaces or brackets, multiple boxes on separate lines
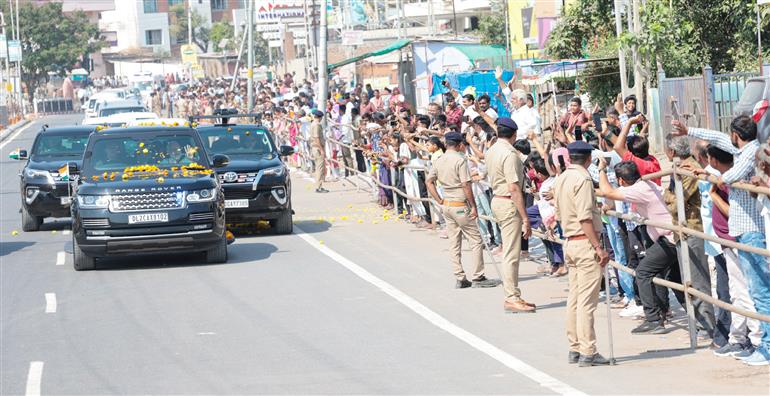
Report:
567,141,594,154
497,117,518,131
444,132,464,143
312,110,324,118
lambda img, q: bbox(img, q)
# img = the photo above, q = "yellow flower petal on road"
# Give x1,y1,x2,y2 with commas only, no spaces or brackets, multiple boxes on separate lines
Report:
11,230,18,236
51,230,57,234
357,219,363,224
319,240,324,245
340,216,348,221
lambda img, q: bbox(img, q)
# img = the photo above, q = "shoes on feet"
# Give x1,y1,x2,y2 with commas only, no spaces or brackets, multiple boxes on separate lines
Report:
455,279,472,289
631,320,666,334
568,351,580,364
471,275,501,288
578,353,611,367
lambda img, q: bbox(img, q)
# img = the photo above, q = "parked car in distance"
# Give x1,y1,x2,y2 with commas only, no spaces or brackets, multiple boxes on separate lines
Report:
735,76,769,143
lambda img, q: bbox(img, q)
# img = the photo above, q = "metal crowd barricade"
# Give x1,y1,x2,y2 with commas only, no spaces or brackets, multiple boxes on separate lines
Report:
291,117,770,354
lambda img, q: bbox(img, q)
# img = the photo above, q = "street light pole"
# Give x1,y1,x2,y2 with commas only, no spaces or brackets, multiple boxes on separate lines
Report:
451,0,457,39
614,0,629,96
247,0,254,112
319,0,328,126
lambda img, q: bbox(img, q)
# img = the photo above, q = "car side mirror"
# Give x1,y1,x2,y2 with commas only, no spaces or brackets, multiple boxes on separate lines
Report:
68,162,80,175
10,149,28,160
212,154,230,168
279,145,295,156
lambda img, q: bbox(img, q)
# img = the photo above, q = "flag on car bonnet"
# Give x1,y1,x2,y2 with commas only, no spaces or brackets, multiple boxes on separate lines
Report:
58,164,69,181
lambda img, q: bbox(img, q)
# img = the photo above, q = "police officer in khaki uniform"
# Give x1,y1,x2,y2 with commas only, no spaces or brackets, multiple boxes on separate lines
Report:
426,132,499,288
553,141,611,367
310,110,329,193
485,117,534,313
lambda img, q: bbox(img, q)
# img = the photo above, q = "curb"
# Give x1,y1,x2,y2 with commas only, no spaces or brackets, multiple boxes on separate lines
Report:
0,119,31,144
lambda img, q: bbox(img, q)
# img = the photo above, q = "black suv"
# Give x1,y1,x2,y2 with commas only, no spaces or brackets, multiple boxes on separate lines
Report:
193,111,295,234
11,125,97,231
69,126,230,270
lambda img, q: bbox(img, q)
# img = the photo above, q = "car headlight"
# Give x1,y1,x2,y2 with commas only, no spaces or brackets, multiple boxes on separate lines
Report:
263,165,285,177
24,168,55,184
186,188,217,203
77,195,110,208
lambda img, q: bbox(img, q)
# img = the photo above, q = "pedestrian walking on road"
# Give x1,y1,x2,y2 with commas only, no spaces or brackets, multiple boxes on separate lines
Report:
426,132,499,289
554,141,612,367
310,110,329,193
484,117,535,313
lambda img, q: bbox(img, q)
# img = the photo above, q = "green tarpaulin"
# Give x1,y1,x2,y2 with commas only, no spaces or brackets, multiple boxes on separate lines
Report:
454,44,507,63
327,39,412,71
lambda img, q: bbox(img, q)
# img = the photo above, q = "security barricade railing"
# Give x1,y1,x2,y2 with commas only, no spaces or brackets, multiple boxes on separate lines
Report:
288,118,770,353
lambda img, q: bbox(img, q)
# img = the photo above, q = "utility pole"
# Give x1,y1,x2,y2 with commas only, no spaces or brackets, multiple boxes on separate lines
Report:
427,0,434,37
319,0,328,126
758,2,764,75
303,0,311,79
451,0,457,39
396,0,402,39
247,0,254,112
631,0,645,113
504,1,510,67
187,0,193,45
614,0,629,96
14,0,21,115
0,12,11,121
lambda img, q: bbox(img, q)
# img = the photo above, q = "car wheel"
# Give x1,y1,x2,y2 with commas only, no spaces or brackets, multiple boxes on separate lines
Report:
205,232,228,264
72,236,96,271
272,207,293,235
21,204,42,232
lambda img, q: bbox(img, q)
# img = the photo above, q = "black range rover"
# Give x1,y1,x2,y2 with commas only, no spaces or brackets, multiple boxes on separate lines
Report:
11,125,97,231
69,126,230,270
194,112,295,234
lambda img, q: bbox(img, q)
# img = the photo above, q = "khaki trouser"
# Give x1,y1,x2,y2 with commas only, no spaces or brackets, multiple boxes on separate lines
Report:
312,147,325,189
564,238,602,356
491,198,522,301
443,205,484,281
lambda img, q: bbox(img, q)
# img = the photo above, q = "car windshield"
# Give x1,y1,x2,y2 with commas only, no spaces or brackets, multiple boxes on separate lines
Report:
86,134,206,173
132,81,152,91
32,133,91,159
99,107,145,117
198,128,274,157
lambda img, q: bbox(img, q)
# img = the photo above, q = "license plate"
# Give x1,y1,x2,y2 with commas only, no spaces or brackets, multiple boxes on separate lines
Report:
225,199,249,208
60,196,72,205
128,212,169,224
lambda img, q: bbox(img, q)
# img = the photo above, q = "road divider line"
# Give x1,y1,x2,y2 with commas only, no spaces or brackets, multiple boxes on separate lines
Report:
55,251,65,266
44,293,57,313
25,361,43,396
0,121,35,150
295,227,586,396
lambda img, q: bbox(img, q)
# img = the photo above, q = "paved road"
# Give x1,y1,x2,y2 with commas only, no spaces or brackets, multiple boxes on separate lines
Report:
1,114,767,395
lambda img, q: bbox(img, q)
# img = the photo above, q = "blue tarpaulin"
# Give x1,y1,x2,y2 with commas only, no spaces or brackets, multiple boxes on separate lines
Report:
430,70,517,118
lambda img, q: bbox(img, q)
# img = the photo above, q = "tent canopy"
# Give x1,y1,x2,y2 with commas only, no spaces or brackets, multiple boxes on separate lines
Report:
327,39,412,71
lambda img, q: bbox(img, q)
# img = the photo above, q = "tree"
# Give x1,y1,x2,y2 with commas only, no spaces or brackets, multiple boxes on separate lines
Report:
544,0,617,60
168,4,210,52
476,13,507,46
14,2,103,103
209,21,235,52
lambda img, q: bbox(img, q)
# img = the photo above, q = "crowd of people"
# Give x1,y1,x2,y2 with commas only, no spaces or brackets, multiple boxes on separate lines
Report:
83,68,770,367
278,71,770,367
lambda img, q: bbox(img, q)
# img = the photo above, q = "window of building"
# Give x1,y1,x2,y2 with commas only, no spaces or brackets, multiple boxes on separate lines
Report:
101,31,118,47
145,29,162,45
168,0,184,6
212,0,226,10
143,0,158,13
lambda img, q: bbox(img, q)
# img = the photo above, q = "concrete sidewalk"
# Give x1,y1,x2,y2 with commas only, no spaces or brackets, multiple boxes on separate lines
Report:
284,170,769,395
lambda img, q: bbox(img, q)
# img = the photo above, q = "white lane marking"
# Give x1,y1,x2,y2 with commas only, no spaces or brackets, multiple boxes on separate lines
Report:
44,293,57,313
62,230,71,236
25,361,44,396
55,251,65,266
295,227,586,396
0,121,35,150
